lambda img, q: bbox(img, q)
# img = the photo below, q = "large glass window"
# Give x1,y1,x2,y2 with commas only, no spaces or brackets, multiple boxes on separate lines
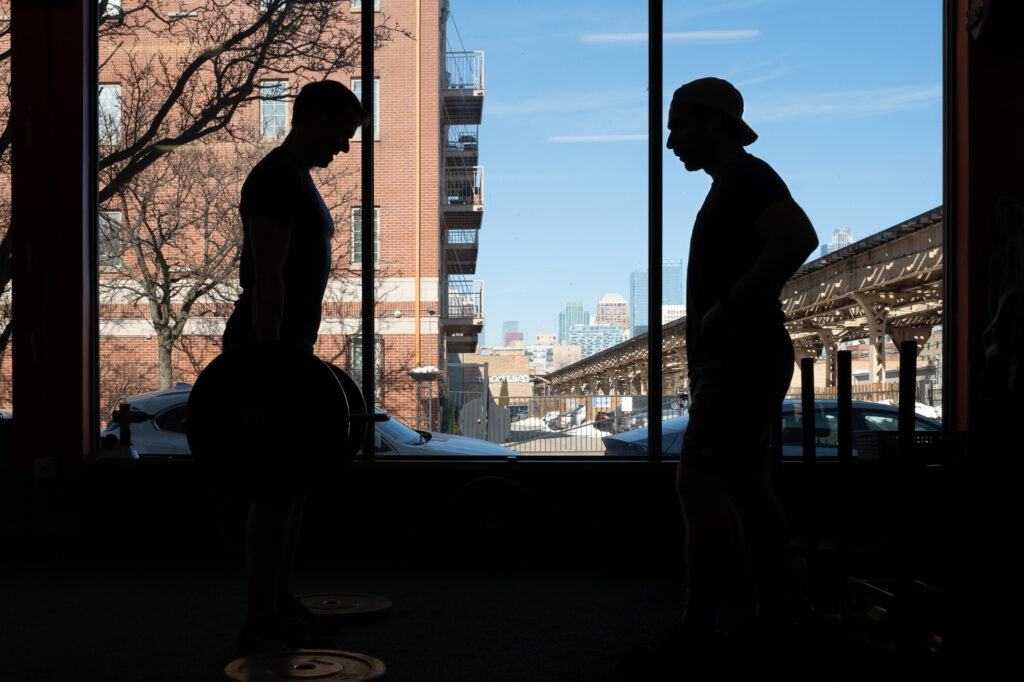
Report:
80,2,941,457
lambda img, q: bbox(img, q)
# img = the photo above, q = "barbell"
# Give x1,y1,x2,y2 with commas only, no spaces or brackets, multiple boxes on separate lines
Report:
186,340,382,499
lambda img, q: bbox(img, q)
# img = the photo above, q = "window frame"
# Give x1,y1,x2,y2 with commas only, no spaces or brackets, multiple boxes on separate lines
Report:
97,210,123,269
350,77,380,141
350,206,381,268
3,1,957,466
350,0,382,12
349,334,384,401
259,79,289,141
98,83,121,145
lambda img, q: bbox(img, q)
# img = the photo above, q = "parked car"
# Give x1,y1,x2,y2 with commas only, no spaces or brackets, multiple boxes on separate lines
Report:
100,384,519,458
506,405,529,422
602,399,942,458
594,409,617,433
547,404,585,431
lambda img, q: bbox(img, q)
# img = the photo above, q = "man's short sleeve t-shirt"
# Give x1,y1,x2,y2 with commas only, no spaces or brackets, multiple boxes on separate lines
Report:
686,151,791,368
228,146,334,349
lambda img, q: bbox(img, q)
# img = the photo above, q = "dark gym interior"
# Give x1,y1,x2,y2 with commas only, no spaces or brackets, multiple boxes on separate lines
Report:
3,2,1024,680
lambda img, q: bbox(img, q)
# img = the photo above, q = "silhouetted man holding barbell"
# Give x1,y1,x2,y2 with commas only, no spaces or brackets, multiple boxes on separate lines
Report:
221,80,368,655
633,77,818,670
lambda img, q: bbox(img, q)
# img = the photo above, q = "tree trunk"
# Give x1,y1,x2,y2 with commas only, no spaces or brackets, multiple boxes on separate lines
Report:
157,330,174,390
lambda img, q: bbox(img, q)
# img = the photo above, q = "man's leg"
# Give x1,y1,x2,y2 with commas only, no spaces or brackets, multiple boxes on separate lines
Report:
277,497,306,602
725,471,789,623
676,462,734,633
246,497,300,620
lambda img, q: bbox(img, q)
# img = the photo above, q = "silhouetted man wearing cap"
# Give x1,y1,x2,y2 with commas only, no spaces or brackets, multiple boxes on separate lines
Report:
640,77,818,665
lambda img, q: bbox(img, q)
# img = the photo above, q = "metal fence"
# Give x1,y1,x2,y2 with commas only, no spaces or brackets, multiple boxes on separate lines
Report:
497,394,684,455
785,380,941,408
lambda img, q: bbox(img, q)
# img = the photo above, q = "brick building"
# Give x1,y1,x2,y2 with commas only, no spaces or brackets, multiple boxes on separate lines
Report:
0,1,485,425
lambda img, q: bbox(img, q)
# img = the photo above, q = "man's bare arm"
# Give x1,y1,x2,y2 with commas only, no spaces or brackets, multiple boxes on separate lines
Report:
724,198,818,309
249,215,291,341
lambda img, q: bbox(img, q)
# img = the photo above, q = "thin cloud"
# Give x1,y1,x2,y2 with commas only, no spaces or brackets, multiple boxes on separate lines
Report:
754,85,942,122
733,66,795,87
548,134,648,143
581,29,759,44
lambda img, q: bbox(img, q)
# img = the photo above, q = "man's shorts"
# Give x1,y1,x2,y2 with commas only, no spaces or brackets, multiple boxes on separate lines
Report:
680,356,793,474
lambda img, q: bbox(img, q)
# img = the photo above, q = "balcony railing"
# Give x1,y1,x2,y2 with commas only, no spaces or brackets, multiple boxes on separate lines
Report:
445,278,483,319
444,166,483,208
444,51,484,91
447,229,479,246
445,124,479,153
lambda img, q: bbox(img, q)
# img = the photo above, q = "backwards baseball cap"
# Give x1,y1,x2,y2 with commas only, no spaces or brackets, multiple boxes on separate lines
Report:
672,77,757,146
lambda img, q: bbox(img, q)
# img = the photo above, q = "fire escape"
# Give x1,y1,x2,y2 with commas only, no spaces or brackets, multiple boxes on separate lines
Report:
440,49,484,354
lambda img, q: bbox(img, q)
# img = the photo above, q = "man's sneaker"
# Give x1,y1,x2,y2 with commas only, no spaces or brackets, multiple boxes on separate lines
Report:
235,616,339,657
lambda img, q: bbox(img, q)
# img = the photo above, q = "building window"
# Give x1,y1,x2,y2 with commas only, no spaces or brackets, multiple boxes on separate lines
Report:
350,335,383,400
351,0,382,11
259,80,288,140
350,78,380,141
98,211,123,268
351,206,380,267
98,84,121,145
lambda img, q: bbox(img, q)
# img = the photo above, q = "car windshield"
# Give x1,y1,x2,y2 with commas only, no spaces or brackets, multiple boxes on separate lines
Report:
375,409,425,446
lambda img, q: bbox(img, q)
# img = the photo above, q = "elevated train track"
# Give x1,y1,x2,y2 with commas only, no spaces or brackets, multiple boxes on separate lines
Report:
543,207,943,395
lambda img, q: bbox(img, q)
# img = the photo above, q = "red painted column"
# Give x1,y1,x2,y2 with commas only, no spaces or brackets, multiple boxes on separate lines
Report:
948,0,1024,439
11,0,96,468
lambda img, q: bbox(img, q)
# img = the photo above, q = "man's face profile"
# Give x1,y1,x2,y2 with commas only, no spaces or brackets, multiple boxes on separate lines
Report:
309,107,361,168
667,101,712,172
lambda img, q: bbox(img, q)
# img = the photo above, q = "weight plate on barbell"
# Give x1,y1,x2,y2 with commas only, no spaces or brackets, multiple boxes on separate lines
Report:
324,363,368,461
296,592,393,624
188,341,350,498
224,649,386,681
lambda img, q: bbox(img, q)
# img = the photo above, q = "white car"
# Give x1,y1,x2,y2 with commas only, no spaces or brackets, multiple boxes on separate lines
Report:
100,384,519,458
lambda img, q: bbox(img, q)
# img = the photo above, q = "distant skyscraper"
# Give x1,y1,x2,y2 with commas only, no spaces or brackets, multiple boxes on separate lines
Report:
630,261,682,337
503,330,524,347
568,323,624,359
630,270,648,337
820,226,853,257
558,301,589,343
595,293,629,335
663,259,683,305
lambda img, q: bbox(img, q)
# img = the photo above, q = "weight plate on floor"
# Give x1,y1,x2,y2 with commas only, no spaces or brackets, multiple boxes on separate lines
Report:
297,592,393,623
324,363,368,461
224,649,386,681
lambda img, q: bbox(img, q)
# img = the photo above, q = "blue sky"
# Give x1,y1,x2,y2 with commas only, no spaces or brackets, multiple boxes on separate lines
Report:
447,0,942,346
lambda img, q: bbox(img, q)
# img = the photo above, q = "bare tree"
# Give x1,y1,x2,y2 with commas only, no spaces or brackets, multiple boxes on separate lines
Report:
0,0,409,358
101,135,366,388
98,350,157,422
